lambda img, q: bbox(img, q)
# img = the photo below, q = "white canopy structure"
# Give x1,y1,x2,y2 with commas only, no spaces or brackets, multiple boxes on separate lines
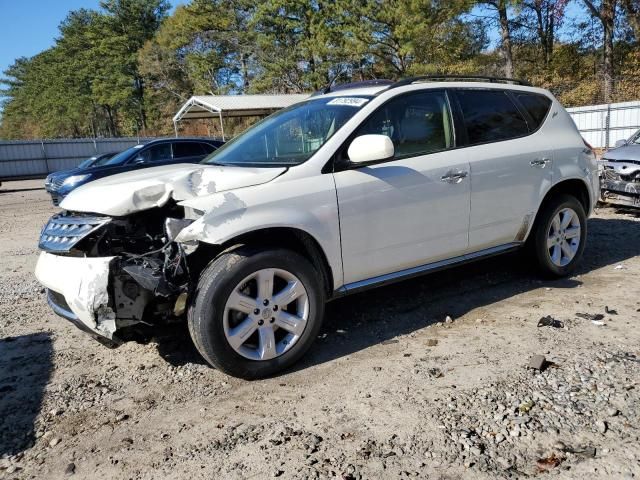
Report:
172,94,310,140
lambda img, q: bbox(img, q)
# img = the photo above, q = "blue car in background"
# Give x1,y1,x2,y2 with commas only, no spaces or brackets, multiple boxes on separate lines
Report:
44,137,223,206
75,151,118,169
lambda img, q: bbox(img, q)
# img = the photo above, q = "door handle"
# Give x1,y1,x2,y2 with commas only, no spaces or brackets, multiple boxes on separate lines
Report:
440,170,468,184
530,158,550,168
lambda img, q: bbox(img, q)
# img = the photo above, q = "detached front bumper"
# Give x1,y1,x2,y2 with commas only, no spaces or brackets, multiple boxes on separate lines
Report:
35,252,120,346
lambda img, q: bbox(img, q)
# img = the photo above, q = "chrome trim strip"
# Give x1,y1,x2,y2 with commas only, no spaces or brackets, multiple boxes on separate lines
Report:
338,243,521,295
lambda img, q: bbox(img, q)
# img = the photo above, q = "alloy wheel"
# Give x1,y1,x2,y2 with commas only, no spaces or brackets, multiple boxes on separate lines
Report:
223,268,309,361
547,207,581,267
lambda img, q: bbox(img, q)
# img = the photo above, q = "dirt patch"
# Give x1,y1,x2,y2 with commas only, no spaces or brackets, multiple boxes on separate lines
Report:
1,180,639,479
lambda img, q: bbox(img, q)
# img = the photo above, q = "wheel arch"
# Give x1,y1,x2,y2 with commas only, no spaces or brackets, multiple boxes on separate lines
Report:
526,178,591,242
188,227,335,297
542,178,591,213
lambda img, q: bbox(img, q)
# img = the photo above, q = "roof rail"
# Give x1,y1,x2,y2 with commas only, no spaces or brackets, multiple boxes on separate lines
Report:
312,79,394,97
384,75,531,91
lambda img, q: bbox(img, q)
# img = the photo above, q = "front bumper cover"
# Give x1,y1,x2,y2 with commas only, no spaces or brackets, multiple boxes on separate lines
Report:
35,252,120,344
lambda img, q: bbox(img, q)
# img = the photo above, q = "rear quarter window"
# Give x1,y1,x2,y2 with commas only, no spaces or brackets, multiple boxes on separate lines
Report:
456,90,529,145
515,93,552,129
200,143,216,154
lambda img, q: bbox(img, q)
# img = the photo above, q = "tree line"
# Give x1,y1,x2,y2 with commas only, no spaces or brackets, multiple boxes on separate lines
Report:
1,0,639,139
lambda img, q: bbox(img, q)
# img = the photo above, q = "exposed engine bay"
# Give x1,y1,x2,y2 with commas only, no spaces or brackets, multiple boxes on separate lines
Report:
37,204,199,344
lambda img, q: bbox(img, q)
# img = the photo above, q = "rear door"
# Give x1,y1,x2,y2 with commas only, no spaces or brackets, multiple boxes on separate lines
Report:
451,89,553,251
334,90,471,285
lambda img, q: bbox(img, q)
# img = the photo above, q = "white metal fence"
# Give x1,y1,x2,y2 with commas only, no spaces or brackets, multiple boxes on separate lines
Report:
567,100,640,149
0,137,155,181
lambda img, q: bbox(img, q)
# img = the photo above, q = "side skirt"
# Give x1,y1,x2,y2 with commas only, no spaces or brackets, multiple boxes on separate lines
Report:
332,242,522,298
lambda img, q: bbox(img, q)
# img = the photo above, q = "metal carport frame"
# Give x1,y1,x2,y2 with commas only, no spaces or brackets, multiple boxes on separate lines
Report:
172,94,309,141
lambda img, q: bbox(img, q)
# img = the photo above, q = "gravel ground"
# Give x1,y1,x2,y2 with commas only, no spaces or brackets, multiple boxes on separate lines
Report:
1,179,639,479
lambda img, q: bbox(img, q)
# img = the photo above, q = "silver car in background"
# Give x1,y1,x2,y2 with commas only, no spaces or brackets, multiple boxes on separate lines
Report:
599,131,640,208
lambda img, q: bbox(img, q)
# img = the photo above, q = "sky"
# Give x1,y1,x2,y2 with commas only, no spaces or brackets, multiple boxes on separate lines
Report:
0,0,186,79
0,0,103,77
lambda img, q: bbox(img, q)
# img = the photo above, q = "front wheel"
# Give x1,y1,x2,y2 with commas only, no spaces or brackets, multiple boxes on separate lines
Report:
188,248,325,379
529,194,587,277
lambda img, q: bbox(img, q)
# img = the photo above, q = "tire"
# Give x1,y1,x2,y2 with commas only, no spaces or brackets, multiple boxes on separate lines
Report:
188,247,325,379
529,194,587,277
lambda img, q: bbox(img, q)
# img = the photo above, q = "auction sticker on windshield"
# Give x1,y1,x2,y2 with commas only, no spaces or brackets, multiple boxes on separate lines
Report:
327,97,369,107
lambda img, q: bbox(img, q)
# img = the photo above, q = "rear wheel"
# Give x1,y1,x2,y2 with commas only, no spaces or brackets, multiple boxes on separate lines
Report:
188,248,324,379
530,194,587,277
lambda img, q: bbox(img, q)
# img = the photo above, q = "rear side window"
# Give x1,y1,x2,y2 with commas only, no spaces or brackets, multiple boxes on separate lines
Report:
200,143,216,154
456,90,529,145
173,142,205,158
138,144,171,163
515,93,552,129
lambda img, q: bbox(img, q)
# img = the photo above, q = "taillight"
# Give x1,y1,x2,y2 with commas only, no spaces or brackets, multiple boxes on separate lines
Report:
582,139,597,160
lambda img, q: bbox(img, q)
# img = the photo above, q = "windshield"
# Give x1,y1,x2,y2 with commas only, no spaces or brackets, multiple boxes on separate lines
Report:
92,153,117,166
78,157,97,169
102,144,145,166
202,96,372,167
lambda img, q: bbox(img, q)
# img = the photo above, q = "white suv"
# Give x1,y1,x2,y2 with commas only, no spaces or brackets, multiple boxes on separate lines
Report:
35,77,599,378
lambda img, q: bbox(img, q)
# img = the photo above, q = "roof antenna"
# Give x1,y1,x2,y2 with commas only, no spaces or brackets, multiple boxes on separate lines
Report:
322,70,346,94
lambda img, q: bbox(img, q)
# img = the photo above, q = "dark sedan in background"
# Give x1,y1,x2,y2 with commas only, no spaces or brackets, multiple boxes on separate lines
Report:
76,151,118,169
44,137,223,205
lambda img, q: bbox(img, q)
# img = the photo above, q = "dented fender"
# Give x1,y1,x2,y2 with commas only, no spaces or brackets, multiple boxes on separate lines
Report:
175,174,344,289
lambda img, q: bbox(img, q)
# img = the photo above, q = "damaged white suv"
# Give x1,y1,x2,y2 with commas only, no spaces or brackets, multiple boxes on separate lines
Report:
35,77,599,379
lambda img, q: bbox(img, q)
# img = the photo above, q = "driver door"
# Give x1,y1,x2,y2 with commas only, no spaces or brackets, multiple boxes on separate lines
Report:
333,90,471,286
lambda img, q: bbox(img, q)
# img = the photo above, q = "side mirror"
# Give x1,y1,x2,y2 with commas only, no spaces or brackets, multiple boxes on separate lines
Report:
133,155,146,164
614,139,627,148
347,134,394,165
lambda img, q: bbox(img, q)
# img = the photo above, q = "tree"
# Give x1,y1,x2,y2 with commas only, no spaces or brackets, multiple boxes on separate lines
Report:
250,0,354,92
139,0,256,95
0,0,169,139
2,0,640,139
343,0,483,79
582,0,618,101
621,0,640,39
93,0,170,134
480,0,520,77
518,0,569,68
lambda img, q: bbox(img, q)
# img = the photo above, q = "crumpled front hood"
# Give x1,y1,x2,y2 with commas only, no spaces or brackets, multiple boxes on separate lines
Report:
60,163,286,216
602,144,640,162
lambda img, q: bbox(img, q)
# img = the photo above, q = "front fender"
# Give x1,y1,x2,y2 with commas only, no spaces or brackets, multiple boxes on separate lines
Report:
175,174,344,289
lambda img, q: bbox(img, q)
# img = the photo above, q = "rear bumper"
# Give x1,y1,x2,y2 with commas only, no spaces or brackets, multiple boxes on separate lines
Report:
35,252,120,344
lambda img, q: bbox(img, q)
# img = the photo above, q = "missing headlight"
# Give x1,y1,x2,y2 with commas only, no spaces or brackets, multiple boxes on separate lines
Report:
164,218,194,242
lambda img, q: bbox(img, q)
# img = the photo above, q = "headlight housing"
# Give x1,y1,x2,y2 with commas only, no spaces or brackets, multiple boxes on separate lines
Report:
62,174,90,187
